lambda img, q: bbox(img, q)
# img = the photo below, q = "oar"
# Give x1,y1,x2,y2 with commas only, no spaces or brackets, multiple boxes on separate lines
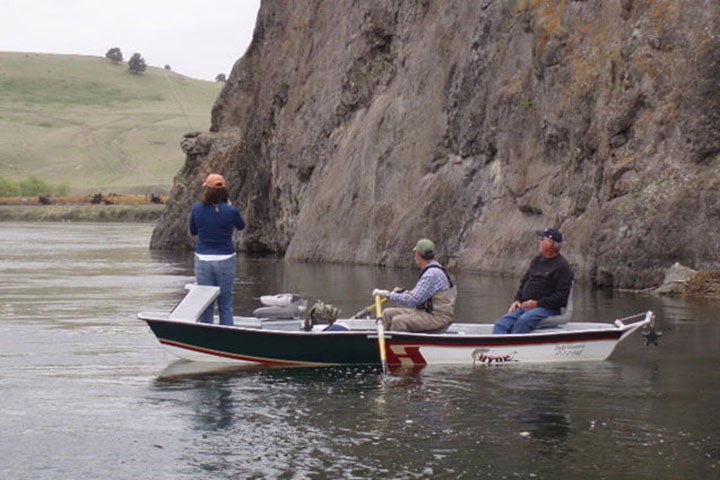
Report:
374,293,389,376
349,297,388,319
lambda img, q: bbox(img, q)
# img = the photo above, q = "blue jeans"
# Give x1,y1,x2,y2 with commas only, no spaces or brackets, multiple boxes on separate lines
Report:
492,307,560,334
194,255,237,326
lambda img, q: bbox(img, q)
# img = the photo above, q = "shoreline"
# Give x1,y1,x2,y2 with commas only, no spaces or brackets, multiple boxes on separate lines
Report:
0,204,165,222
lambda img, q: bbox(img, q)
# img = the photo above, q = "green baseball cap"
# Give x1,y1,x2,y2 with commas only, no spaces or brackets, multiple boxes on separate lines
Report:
413,238,435,255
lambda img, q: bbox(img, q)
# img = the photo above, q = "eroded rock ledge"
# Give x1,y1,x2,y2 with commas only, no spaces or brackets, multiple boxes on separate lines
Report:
151,0,720,289
625,262,720,299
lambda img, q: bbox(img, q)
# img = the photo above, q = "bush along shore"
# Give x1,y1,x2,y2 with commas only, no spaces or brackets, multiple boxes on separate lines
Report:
0,193,168,222
0,193,167,206
0,193,166,222
0,204,166,222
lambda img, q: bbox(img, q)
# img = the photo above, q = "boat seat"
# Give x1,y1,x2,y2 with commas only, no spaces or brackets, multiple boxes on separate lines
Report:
168,284,220,322
253,305,303,318
536,282,574,329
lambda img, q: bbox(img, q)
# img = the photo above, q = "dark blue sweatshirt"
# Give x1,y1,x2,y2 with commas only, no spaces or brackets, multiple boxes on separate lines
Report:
514,254,574,310
189,202,245,255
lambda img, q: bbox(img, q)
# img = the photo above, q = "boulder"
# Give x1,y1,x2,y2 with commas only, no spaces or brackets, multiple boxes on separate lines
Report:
653,262,697,295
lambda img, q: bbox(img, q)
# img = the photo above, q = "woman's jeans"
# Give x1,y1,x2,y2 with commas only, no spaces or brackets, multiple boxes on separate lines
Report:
194,255,237,326
492,307,560,334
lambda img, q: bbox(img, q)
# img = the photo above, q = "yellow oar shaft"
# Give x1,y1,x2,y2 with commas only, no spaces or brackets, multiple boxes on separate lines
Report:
371,296,389,312
350,297,389,319
374,294,388,375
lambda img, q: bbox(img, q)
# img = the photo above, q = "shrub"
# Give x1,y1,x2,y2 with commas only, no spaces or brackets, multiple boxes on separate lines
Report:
128,53,147,74
0,176,70,196
0,177,21,196
106,47,123,64
55,182,70,195
19,176,52,196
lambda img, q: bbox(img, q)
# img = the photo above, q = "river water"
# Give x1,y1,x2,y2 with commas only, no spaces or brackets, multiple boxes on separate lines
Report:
1,222,719,479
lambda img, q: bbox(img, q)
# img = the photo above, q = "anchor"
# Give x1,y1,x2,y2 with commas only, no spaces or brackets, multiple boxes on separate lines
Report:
640,318,662,346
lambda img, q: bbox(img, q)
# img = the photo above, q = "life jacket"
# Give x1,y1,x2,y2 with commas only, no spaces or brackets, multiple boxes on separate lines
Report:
416,264,454,314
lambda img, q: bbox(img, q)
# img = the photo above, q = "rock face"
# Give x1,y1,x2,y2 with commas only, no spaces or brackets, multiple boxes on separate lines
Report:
150,0,720,289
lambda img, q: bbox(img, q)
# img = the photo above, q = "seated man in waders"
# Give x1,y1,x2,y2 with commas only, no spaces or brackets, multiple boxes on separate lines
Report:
372,239,456,332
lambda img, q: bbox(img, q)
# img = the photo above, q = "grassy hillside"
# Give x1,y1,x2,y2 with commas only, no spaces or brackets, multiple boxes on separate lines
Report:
0,52,222,194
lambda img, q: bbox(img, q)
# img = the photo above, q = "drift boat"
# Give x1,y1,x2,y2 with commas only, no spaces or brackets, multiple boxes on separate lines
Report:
138,284,656,367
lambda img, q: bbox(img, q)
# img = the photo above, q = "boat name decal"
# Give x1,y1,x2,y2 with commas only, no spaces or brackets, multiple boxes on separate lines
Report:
553,343,585,356
472,348,517,364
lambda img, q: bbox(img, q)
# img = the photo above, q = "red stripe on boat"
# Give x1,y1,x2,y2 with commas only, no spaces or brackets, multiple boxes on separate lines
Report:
159,339,329,366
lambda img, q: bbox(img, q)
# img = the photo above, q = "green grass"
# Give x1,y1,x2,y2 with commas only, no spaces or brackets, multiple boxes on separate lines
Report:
0,52,222,194
0,77,159,106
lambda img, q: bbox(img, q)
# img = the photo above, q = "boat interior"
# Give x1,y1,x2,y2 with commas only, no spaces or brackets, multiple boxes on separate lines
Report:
155,283,621,336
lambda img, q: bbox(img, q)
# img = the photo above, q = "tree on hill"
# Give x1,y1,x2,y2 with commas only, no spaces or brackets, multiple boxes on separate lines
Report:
164,64,171,70
105,47,123,64
215,73,227,83
128,53,147,74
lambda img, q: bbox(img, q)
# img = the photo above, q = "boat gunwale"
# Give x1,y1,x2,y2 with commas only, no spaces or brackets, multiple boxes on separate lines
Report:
138,312,651,343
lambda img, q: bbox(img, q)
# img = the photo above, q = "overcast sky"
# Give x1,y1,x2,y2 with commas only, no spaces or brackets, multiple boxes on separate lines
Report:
0,0,260,81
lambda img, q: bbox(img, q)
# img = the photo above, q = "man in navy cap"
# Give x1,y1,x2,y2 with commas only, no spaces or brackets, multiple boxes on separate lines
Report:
492,228,574,334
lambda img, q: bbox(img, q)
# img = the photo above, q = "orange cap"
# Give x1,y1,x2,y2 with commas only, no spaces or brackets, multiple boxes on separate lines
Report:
202,173,226,188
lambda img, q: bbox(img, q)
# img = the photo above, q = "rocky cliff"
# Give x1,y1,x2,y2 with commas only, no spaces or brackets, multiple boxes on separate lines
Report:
150,0,720,289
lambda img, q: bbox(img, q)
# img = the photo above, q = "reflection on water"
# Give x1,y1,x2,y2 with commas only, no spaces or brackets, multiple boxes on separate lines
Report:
1,222,720,479
157,360,265,379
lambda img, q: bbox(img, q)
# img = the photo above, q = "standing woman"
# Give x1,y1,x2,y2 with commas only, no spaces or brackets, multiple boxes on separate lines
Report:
189,173,245,325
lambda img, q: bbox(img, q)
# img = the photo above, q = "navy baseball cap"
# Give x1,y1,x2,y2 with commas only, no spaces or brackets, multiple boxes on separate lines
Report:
536,228,563,243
